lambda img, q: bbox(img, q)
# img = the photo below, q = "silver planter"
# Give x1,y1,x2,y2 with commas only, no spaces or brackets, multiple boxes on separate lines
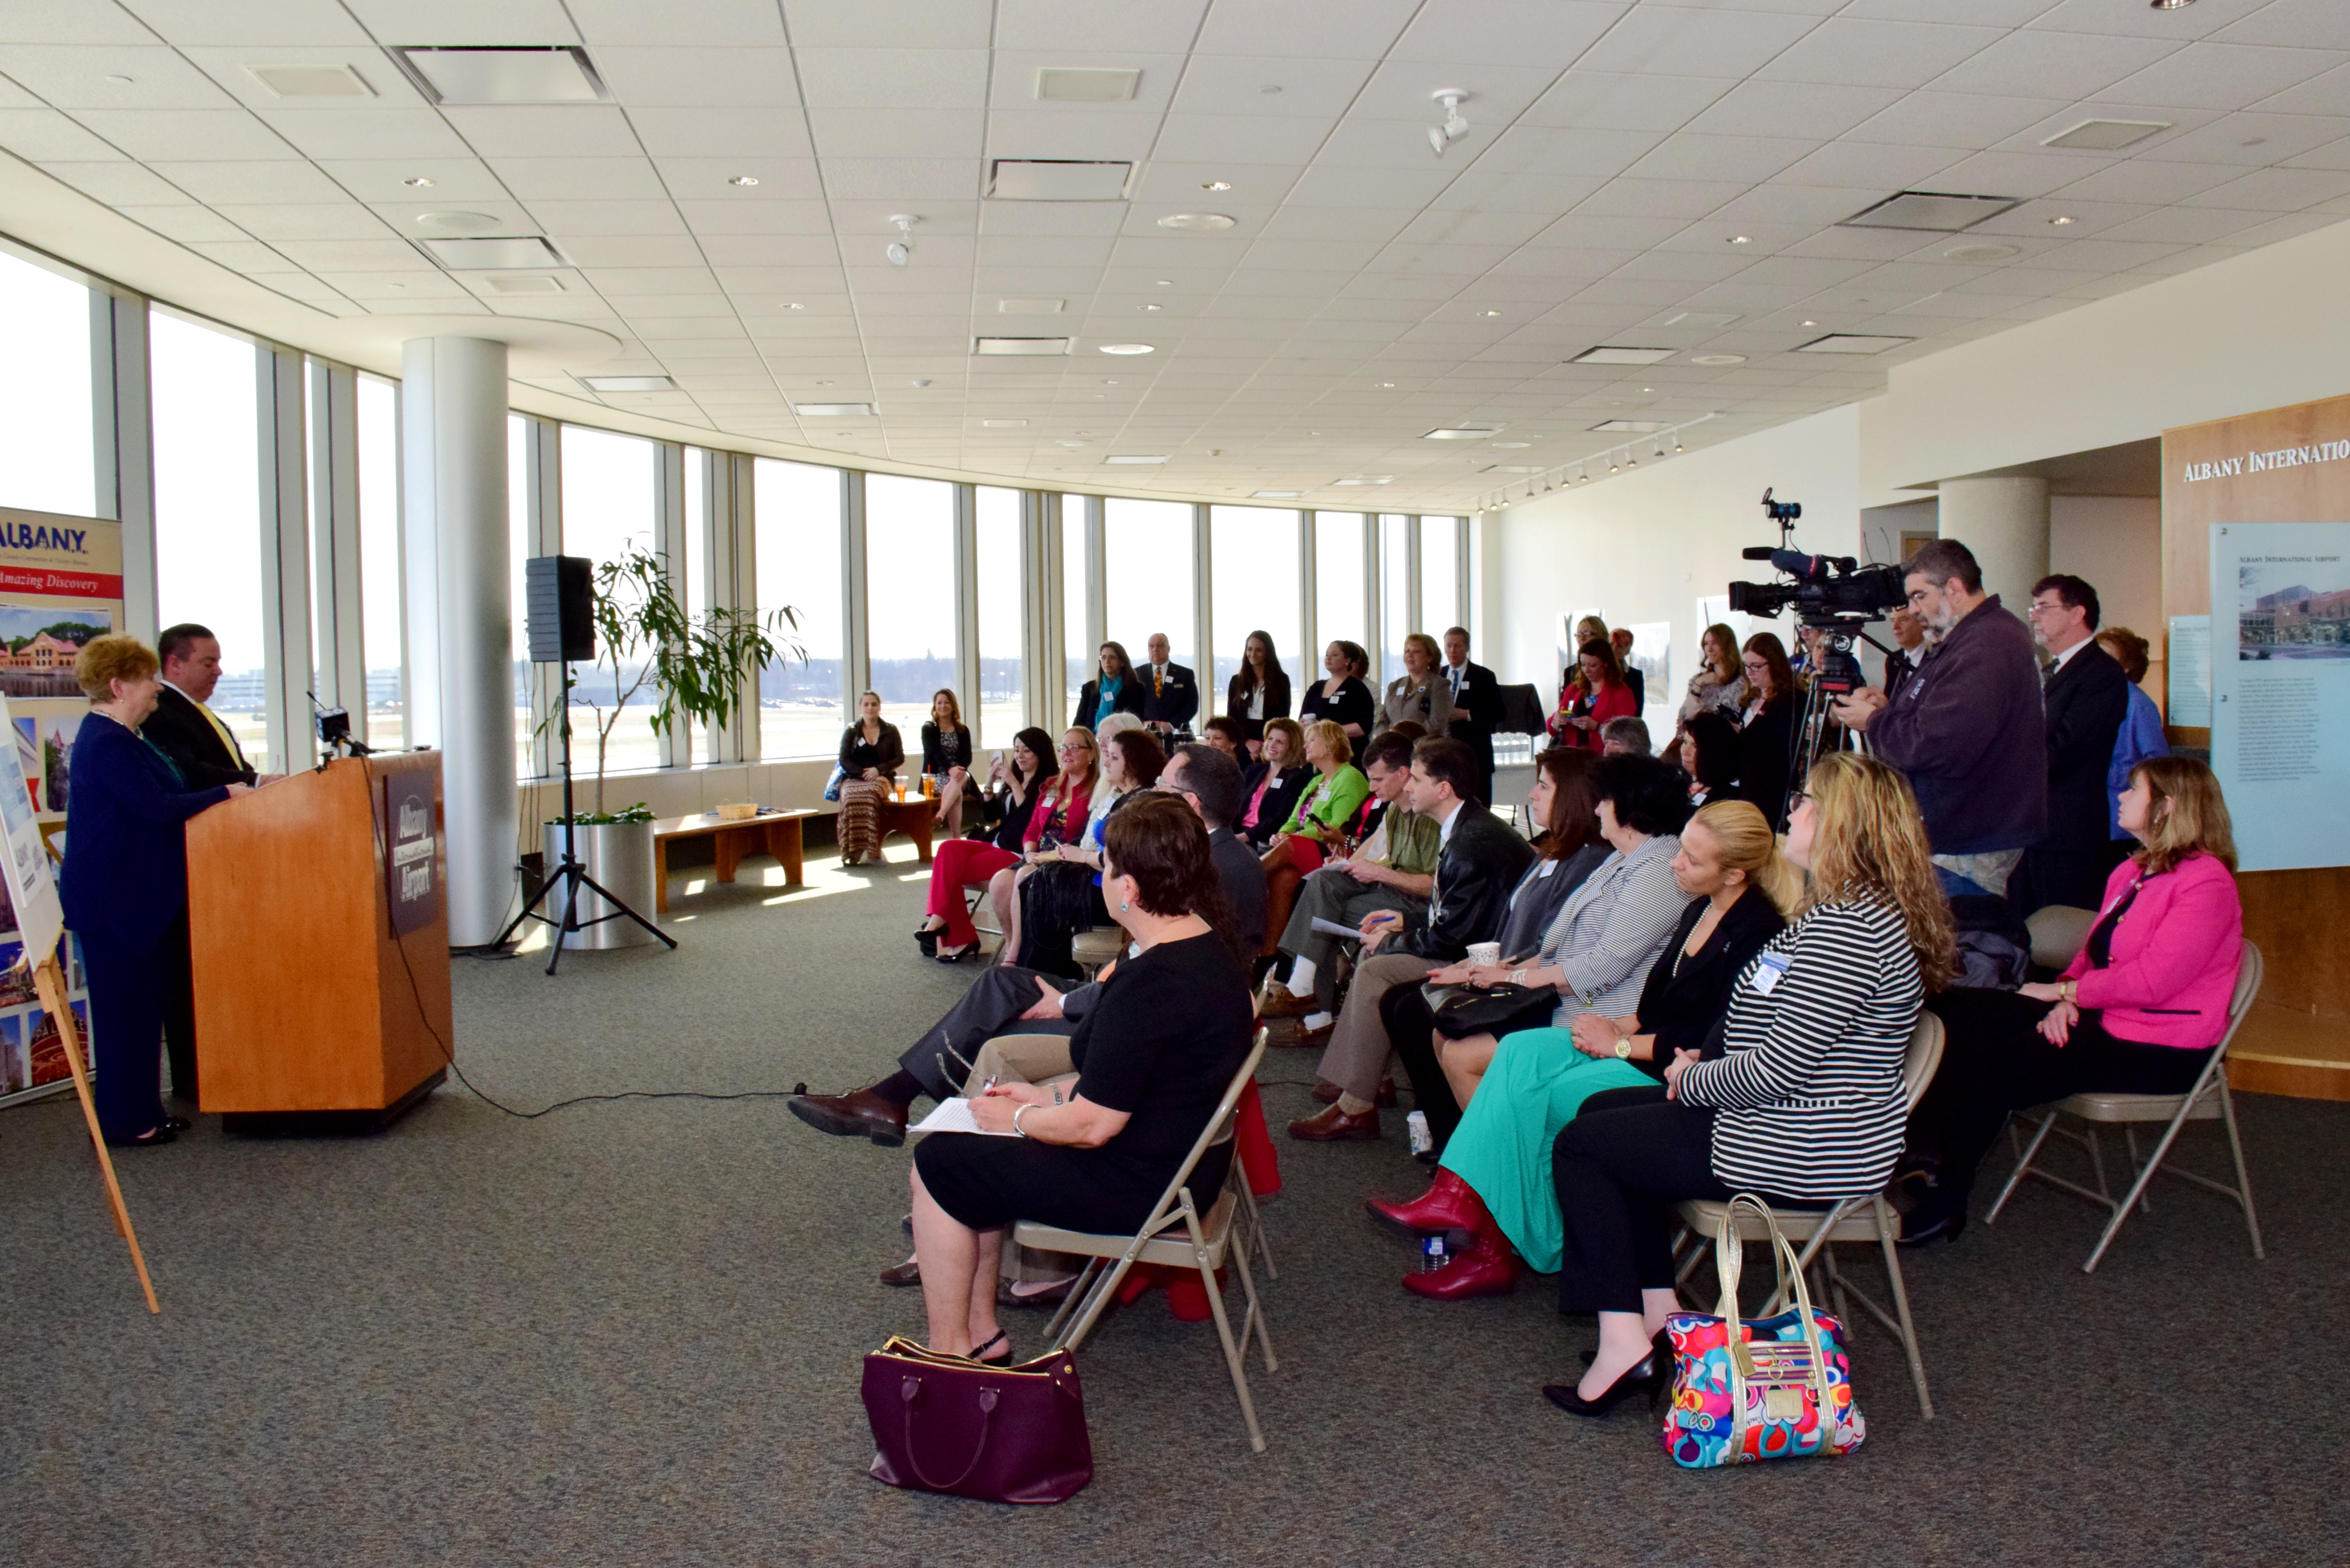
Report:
540,820,663,949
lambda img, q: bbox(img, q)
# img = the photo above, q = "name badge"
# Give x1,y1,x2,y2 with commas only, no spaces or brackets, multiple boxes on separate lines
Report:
1748,951,1793,996
1537,859,1557,879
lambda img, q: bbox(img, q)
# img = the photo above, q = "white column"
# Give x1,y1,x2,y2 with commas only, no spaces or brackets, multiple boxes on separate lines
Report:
1937,476,2049,613
401,335,515,948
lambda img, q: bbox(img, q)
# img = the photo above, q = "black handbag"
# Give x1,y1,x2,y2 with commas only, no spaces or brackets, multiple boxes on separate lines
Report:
1425,981,1558,1039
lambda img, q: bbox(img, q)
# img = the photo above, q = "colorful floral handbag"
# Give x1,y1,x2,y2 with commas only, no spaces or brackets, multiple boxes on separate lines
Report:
1658,1194,1866,1468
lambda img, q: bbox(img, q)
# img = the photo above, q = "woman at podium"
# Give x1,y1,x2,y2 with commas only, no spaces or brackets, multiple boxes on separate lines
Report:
59,636,248,1147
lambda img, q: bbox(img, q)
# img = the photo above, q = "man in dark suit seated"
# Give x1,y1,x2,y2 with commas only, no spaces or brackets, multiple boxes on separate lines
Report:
2013,574,2130,913
783,744,1265,1146
1439,627,1504,808
146,623,261,789
1138,632,1198,737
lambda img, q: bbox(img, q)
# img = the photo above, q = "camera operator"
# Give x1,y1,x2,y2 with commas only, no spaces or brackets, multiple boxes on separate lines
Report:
1830,538,2046,900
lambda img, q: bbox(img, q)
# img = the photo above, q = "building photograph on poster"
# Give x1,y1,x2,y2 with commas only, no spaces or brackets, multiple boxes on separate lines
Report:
2210,522,2350,873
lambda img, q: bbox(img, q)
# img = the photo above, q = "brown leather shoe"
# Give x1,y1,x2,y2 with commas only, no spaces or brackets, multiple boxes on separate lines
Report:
1256,982,1319,1019
787,1086,909,1147
1278,1017,1336,1049
1288,1102,1380,1141
1315,1077,1395,1106
880,1258,920,1287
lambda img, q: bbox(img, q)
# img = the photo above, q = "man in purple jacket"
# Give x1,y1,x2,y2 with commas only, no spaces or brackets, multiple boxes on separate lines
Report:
1832,538,2047,899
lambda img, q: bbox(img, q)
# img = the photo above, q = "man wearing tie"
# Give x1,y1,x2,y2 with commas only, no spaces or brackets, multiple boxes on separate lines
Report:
138,623,262,1104
1138,631,1198,736
1439,626,1503,806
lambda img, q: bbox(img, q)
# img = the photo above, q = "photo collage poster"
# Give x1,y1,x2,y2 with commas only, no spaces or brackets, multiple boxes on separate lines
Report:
0,506,119,1105
2211,521,2350,873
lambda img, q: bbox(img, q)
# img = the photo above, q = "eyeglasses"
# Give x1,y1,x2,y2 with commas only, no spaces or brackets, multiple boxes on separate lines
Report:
2026,601,2071,618
1787,789,1810,807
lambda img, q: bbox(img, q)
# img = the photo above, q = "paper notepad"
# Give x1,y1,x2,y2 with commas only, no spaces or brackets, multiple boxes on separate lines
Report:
909,1097,1021,1139
1310,917,1365,940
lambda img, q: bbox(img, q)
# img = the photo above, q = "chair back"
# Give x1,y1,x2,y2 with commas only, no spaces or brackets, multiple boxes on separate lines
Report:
2025,904,2097,971
1898,1011,1945,1114
2216,939,2263,1059
1130,1027,1268,1226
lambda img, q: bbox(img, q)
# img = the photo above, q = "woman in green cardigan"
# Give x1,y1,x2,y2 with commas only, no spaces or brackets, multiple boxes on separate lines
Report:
1258,718,1372,958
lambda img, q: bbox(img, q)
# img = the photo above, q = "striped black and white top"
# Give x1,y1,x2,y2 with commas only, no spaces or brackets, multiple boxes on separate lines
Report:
1677,896,1922,1202
1534,833,1687,1024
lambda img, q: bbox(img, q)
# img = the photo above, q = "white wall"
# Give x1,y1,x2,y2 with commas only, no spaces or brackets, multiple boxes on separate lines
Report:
1491,405,1861,714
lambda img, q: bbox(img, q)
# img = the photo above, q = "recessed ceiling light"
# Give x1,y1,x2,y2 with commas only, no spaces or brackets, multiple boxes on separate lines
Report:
403,176,435,187
2151,0,2195,8
1101,379,1119,385
1800,320,1818,327
1796,333,1915,354
1105,454,1169,464
1729,235,1753,245
728,175,758,186
973,336,1072,356
1944,242,2020,263
1479,309,1501,317
1158,212,1235,231
413,210,500,234
979,419,1027,428
1202,180,1232,192
104,74,134,85
1691,354,1746,366
1840,190,2021,233
910,379,932,388
1154,279,1174,286
393,45,606,105
584,375,676,392
1140,303,1163,311
2042,118,2171,151
1378,381,1395,388
246,64,375,98
815,380,832,387
782,301,805,309
1035,67,1139,102
1058,440,1085,447
1098,343,1155,354
1572,345,1675,365
1492,441,1531,449
1422,426,1502,440
1252,490,1302,499
796,402,876,416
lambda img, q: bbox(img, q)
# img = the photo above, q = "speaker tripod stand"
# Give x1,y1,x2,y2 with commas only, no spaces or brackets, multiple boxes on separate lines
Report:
495,661,676,975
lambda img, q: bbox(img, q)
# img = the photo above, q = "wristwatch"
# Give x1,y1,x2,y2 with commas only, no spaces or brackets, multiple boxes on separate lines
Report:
1614,1038,1633,1060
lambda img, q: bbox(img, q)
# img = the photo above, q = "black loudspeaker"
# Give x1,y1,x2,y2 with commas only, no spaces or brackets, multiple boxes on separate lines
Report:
525,555,594,663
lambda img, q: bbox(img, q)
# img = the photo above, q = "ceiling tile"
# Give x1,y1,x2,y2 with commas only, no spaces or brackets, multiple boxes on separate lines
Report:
1572,177,1753,219
255,109,470,161
1576,7,1824,81
339,0,581,48
1842,89,2070,149
818,156,981,202
1169,54,1377,120
526,199,691,236
2047,159,2246,204
1925,147,2116,199
795,48,989,111
208,202,399,241
1472,124,1669,179
68,107,295,160
565,0,785,45
2103,41,2349,111
1193,0,1420,61
1623,131,1818,184
2177,164,2350,209
37,159,192,204
1683,79,1906,141
0,43,236,108
981,108,1159,162
808,107,985,161
151,159,348,202
438,106,644,159
0,106,122,161
782,0,995,50
585,48,800,108
1157,112,1336,165
2150,111,2350,167
488,157,670,200
1772,138,1959,191
1928,29,2181,101
269,237,436,270
115,202,248,242
318,157,508,202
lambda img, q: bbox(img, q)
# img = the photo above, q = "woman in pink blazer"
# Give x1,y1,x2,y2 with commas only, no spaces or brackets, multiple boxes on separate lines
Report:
1902,757,2242,1244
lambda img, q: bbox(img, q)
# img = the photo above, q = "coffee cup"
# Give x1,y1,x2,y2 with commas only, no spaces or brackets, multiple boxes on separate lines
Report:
1466,942,1501,968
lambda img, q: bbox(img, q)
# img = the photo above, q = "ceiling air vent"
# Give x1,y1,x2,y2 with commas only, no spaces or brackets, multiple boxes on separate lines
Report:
1036,68,1139,103
245,64,375,98
392,46,606,105
988,161,1134,201
974,337,1073,356
1838,191,2020,233
2042,119,2170,152
420,235,567,269
1796,334,1915,355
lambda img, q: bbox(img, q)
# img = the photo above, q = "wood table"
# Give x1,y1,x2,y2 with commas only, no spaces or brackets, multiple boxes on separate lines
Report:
873,795,937,863
651,808,817,914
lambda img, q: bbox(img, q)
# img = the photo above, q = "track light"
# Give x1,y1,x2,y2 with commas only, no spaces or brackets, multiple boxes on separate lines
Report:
1608,455,1620,473
1428,90,1470,157
1673,434,1684,452
886,213,917,266
1652,438,1666,460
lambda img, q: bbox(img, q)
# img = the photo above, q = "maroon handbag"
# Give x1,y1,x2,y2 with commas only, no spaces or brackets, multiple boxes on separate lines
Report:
862,1336,1093,1504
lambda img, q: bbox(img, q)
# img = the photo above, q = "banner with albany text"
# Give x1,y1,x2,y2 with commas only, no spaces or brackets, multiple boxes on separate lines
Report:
0,506,114,1107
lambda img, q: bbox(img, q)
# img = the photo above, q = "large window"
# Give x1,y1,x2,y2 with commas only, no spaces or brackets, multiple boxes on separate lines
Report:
975,486,1023,750
754,458,843,760
559,427,660,777
1421,515,1461,637
1210,506,1299,715
1062,502,1088,718
865,474,956,743
681,447,708,761
1314,511,1366,667
1104,498,1193,674
150,309,265,765
1379,514,1409,687
0,250,97,519
509,414,533,777
356,374,403,751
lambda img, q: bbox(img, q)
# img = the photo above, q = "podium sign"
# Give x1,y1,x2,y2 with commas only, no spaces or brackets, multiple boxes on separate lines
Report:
384,768,439,937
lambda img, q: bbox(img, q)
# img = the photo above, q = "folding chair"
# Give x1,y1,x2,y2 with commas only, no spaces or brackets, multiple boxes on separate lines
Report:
2024,904,2097,975
1673,1012,1945,1420
1015,1030,1277,1452
1985,940,2264,1274
1070,927,1122,979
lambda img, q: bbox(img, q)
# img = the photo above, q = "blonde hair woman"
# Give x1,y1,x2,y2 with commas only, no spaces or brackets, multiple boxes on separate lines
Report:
1368,799,1798,1299
1256,718,1371,956
1905,755,2242,1245
1540,752,1946,1416
1378,631,1450,738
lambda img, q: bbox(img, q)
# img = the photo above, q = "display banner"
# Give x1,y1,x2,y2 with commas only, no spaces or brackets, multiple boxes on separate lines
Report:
2210,522,2350,872
0,507,113,1107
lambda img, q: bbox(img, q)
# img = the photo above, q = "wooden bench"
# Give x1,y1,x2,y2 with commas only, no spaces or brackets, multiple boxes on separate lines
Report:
651,808,818,914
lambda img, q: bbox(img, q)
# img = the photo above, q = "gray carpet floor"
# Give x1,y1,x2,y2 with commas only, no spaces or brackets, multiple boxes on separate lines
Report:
3,839,2344,1566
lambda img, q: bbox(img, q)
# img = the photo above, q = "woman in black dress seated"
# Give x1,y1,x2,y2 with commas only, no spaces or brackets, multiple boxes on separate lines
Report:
909,793,1257,1362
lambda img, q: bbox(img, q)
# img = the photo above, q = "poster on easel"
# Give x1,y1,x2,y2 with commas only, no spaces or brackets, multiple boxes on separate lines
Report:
2210,521,2350,872
0,506,120,1108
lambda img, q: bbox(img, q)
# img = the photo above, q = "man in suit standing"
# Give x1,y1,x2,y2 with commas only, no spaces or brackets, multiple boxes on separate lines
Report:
1881,605,1928,697
1138,631,1198,736
2013,575,2131,915
1439,626,1503,806
147,623,260,789
140,623,262,1104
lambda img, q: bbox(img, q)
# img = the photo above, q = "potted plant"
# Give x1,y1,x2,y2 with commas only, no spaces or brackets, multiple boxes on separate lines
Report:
543,546,799,948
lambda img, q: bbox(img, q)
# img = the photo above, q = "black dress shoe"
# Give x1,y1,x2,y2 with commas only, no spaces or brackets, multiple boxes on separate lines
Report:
786,1088,909,1147
105,1126,176,1149
161,1116,191,1133
1896,1204,1967,1247
1542,1348,1664,1417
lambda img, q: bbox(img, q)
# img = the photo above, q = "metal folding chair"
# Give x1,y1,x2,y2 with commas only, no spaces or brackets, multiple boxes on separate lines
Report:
1673,1012,1945,1419
2024,903,2097,974
1014,1031,1276,1451
1069,927,1122,979
1985,940,2265,1274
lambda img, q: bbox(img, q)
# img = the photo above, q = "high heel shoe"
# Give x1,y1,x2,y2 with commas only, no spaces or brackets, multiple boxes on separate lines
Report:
1542,1343,1666,1418
1365,1167,1487,1240
914,924,940,957
935,942,977,964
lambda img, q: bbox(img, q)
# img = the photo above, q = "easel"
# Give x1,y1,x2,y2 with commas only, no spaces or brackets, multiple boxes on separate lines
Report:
26,947,159,1313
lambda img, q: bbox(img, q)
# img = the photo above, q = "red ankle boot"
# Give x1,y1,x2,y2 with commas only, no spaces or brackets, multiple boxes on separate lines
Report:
1401,1219,1520,1300
1365,1167,1489,1239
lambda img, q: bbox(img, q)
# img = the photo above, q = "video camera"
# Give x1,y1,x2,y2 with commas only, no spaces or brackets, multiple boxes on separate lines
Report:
1725,491,1907,629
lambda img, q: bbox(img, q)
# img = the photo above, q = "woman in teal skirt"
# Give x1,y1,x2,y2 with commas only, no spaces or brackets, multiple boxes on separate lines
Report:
1370,799,1797,1298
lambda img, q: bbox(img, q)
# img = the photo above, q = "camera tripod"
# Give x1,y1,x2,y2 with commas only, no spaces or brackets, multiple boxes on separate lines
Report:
1781,620,1898,831
494,661,677,975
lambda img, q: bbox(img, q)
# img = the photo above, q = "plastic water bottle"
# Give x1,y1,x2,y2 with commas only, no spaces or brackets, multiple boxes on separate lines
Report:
1406,1109,1432,1158
1421,1234,1448,1273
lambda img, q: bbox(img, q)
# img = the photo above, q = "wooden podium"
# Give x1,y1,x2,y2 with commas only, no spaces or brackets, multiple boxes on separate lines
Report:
186,753,453,1131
